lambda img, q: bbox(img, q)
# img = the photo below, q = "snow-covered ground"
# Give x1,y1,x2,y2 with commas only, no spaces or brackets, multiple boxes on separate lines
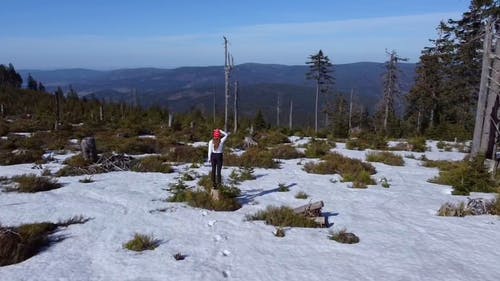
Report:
0,140,499,281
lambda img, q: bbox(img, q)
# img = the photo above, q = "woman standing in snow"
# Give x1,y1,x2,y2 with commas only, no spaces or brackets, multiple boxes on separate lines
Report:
208,128,229,188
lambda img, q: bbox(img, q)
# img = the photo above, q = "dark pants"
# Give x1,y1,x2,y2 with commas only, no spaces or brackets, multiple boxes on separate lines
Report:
211,153,223,187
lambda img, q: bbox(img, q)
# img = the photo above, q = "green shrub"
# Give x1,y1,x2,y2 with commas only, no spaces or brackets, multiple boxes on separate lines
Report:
278,183,289,192
0,121,9,136
304,152,376,187
345,133,387,150
437,202,471,217
225,147,279,169
366,151,404,166
123,233,160,251
246,206,321,228
197,174,212,189
404,153,416,159
408,137,427,152
64,154,91,168
9,174,62,193
270,144,304,159
304,139,334,158
380,177,390,188
422,160,461,170
229,167,256,184
258,131,290,147
429,157,497,195
492,195,500,215
0,149,44,165
164,145,206,163
78,176,94,183
0,216,89,266
181,171,197,181
436,141,446,149
274,227,286,237
173,253,186,260
295,191,309,199
131,156,173,173
329,229,360,244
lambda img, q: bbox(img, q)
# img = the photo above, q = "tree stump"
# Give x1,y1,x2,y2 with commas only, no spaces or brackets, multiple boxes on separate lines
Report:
243,136,257,148
81,137,98,163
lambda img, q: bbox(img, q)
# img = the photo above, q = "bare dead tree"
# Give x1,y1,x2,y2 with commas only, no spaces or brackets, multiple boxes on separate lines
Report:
223,36,234,131
289,99,293,130
382,50,408,132
213,84,216,124
233,81,239,133
276,94,280,127
168,112,173,128
348,88,354,132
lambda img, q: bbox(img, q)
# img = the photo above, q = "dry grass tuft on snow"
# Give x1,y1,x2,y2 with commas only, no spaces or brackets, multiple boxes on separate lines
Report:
168,180,241,211
246,206,321,228
123,233,160,252
295,191,309,199
6,174,62,193
270,144,304,159
131,156,173,173
0,216,90,266
366,151,404,166
225,147,279,169
345,133,387,151
407,137,428,152
304,152,376,188
304,138,335,158
329,228,360,244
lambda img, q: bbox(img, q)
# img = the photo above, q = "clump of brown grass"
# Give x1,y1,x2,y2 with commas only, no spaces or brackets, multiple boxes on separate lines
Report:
329,228,360,244
246,206,321,228
131,156,173,173
304,152,376,188
123,233,160,251
8,174,62,193
366,151,404,166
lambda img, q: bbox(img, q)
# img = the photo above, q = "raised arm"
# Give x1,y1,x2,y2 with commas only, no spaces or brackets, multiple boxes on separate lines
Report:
219,129,229,143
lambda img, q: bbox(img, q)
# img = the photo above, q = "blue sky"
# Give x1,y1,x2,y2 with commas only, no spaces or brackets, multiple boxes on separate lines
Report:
0,0,471,69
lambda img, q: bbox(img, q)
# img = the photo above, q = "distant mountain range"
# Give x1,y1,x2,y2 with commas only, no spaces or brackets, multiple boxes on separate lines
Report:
20,62,416,124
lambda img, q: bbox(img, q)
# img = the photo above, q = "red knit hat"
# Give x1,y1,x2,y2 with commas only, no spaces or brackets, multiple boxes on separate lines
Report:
213,129,221,139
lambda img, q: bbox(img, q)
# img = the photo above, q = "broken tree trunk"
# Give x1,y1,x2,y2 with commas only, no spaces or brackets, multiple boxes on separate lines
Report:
293,201,327,227
81,137,98,163
243,136,258,148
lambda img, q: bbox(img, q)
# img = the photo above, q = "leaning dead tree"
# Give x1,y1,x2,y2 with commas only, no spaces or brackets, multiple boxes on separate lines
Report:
471,19,500,162
381,50,408,132
223,36,234,132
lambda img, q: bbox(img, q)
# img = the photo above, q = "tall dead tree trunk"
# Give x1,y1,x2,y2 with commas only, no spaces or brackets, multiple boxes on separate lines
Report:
99,105,103,121
348,88,353,132
472,21,494,157
276,94,280,127
168,113,173,128
0,104,4,118
213,85,216,124
55,90,61,130
289,99,293,130
233,81,238,133
315,82,319,132
223,36,233,132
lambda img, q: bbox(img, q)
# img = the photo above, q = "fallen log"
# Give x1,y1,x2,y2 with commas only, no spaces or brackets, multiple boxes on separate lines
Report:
293,201,324,217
